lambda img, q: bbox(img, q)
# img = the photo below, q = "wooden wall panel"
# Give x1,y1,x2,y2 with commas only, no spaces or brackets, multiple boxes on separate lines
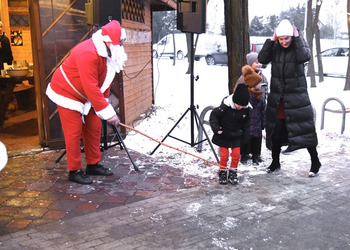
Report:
11,26,33,63
121,0,154,126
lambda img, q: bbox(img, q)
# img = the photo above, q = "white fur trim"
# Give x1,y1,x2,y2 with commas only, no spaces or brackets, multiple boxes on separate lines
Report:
224,94,234,108
101,61,114,93
92,29,108,58
102,34,112,43
0,141,7,172
95,104,116,120
92,29,114,94
120,28,126,41
223,94,249,109
46,83,85,114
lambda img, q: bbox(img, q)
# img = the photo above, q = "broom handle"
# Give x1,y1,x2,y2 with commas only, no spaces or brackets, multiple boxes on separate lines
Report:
119,123,251,177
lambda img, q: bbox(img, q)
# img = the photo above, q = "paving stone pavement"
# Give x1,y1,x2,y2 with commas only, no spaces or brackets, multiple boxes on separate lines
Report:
1,145,350,249
0,146,214,236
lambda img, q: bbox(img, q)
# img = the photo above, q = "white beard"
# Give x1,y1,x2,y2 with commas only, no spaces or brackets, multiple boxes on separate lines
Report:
109,44,127,73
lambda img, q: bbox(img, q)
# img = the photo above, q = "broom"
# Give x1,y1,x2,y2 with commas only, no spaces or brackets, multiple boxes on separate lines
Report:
119,123,251,177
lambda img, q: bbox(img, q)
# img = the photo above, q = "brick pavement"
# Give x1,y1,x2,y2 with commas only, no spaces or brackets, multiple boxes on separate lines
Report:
1,146,350,249
0,146,214,236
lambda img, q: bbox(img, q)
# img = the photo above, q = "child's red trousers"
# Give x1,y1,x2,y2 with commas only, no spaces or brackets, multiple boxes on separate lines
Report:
219,147,240,170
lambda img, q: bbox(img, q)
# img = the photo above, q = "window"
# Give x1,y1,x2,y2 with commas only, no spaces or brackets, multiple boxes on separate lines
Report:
9,15,29,26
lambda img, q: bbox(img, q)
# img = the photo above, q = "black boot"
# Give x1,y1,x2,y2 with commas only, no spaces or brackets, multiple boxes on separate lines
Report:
256,155,263,163
218,170,228,185
308,147,321,177
266,160,281,173
240,155,249,165
267,142,281,173
86,163,113,176
309,161,321,177
69,169,93,184
252,155,259,166
228,169,238,185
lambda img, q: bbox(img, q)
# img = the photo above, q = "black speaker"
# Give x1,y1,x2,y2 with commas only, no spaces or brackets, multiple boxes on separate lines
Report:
85,0,122,27
177,0,206,34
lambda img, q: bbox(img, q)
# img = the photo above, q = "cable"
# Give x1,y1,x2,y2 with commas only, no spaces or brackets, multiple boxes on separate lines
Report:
123,59,152,79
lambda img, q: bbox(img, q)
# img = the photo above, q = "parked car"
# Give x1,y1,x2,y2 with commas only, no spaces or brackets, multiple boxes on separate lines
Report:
205,43,228,65
153,33,187,60
204,43,266,66
251,43,263,53
312,47,349,77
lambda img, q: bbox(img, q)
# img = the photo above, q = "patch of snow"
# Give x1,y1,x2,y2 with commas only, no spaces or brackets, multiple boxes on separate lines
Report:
124,58,350,183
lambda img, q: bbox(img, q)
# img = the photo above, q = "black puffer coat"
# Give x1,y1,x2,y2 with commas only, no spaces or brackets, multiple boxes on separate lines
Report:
209,95,250,148
258,35,318,151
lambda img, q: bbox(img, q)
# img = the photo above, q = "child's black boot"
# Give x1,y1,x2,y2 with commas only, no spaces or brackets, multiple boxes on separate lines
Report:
228,169,238,185
218,170,228,185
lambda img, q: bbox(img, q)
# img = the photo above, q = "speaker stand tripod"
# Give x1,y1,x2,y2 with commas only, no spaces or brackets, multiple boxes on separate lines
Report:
150,32,219,163
56,120,138,171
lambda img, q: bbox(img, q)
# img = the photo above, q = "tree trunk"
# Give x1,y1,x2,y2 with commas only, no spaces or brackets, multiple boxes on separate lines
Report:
314,2,324,82
306,0,316,87
224,0,249,94
344,0,350,91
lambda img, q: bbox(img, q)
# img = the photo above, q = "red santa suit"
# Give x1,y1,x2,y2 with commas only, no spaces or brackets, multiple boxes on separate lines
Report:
46,21,125,171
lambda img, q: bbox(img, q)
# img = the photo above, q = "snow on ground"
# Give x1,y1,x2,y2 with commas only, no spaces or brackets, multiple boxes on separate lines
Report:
124,57,350,184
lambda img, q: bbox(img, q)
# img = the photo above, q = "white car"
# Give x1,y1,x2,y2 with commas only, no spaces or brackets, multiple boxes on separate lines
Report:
153,33,188,60
313,47,349,77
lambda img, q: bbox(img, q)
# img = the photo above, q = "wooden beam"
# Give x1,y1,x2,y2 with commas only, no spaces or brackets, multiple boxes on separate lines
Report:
28,0,47,146
1,0,11,40
8,7,29,15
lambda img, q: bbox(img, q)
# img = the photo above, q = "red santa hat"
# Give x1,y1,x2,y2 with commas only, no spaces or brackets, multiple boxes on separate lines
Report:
101,20,122,45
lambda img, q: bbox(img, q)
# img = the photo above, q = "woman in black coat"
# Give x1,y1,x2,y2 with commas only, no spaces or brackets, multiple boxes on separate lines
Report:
258,19,321,177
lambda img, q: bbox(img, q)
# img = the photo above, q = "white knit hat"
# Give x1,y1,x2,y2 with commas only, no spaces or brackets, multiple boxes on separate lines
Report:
276,19,293,37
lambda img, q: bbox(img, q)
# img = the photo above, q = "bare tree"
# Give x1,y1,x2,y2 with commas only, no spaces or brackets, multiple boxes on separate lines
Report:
314,0,324,83
345,0,350,91
224,0,250,94
306,0,317,87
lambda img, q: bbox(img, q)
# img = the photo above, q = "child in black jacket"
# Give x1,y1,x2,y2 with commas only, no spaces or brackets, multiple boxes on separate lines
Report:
210,67,262,184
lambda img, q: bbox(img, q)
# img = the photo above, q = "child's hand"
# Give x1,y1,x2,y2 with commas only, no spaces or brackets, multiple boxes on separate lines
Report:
217,130,223,135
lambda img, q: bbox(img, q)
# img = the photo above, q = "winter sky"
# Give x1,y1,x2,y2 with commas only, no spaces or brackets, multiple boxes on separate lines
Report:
207,0,348,33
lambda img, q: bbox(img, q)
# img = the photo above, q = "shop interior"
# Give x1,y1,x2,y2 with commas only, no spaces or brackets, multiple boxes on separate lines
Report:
0,0,39,154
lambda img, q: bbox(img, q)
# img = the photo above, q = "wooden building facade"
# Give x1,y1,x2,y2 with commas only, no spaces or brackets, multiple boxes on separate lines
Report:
0,0,176,149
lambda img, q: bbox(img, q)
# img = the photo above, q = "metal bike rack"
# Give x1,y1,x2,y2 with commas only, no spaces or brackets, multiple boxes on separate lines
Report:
320,97,349,134
196,105,215,153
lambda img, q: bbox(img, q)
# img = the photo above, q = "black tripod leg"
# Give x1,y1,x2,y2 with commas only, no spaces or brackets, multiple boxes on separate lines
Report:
194,109,220,163
56,150,66,163
150,108,190,155
112,125,139,171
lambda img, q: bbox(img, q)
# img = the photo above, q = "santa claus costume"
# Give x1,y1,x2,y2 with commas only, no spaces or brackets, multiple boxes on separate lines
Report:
46,20,127,184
